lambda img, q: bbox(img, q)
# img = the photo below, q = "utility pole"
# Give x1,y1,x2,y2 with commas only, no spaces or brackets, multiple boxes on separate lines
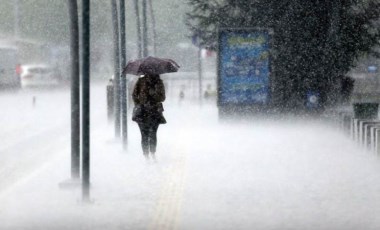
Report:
68,0,80,179
119,0,128,149
111,0,121,138
142,0,148,57
81,0,91,202
133,0,142,58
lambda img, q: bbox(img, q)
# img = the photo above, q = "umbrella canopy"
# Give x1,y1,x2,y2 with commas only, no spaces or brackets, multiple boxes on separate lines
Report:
122,56,180,76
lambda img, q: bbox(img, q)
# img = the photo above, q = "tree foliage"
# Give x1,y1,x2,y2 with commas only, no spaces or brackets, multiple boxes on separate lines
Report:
187,0,380,109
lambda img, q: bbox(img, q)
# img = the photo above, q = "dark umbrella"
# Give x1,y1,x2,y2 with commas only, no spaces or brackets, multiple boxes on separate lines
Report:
122,56,180,76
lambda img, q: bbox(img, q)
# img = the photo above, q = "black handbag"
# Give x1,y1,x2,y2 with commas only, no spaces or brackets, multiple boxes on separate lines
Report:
157,112,167,124
132,105,144,122
157,103,166,124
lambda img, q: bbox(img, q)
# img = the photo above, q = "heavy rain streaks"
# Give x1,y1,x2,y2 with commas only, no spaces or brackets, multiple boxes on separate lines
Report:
0,0,379,230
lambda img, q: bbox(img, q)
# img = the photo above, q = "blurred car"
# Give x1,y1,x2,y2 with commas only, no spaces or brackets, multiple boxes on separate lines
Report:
0,46,21,89
20,64,62,88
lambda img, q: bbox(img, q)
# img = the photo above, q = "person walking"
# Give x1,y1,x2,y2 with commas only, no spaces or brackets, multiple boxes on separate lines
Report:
122,56,179,160
132,74,166,160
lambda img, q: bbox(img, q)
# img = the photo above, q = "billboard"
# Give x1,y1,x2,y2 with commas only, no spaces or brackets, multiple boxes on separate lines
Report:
217,28,271,106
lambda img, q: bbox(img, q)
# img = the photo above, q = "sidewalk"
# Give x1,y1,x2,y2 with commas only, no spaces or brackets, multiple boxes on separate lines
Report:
1,104,380,230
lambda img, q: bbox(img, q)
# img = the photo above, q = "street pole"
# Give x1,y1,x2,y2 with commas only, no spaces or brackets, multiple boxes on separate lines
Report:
111,0,121,138
328,0,341,102
148,0,157,56
142,0,148,57
119,0,128,149
68,0,80,179
14,0,20,38
81,0,91,202
198,46,203,105
133,0,142,58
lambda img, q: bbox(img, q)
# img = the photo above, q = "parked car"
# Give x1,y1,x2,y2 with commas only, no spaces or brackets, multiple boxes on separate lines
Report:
0,46,21,89
20,64,62,88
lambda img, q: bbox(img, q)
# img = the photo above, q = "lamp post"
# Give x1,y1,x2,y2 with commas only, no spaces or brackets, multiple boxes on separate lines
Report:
119,0,128,149
81,0,91,202
14,0,20,38
142,0,148,57
134,0,142,58
148,0,157,56
68,0,80,180
111,0,121,138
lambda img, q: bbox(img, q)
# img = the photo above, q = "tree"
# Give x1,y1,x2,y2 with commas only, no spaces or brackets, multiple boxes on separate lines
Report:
187,0,380,110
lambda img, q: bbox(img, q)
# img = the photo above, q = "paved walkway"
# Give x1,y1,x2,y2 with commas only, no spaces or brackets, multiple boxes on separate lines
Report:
1,104,380,230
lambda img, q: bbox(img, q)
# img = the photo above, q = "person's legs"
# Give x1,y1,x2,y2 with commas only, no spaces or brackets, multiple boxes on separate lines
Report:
149,123,159,154
138,123,150,157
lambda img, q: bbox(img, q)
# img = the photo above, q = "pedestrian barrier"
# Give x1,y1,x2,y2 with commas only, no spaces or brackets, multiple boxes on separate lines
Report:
359,120,378,147
363,122,380,148
369,125,380,153
352,118,359,141
375,128,380,154
332,107,380,155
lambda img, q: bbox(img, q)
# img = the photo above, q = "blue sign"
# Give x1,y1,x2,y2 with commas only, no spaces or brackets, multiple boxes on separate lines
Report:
218,29,271,105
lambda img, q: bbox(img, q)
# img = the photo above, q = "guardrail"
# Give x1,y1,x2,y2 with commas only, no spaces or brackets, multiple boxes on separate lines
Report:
331,108,380,154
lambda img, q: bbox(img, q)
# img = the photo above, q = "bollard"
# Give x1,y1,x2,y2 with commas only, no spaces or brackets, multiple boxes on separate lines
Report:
358,120,367,145
32,96,36,108
370,126,376,152
369,125,380,153
107,79,114,122
376,129,380,155
364,123,376,148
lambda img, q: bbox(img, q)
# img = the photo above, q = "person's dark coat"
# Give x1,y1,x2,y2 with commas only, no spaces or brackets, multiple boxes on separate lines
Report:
132,75,166,124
